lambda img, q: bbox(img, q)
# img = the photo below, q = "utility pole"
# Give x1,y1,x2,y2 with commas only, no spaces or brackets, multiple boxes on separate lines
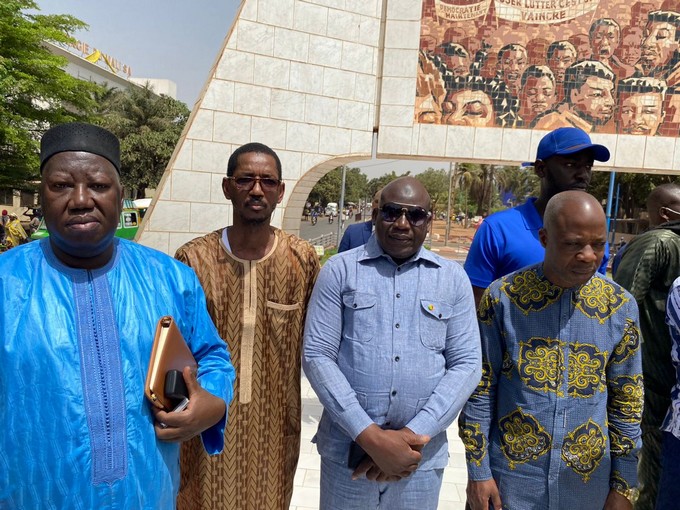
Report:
337,165,347,245
445,161,457,247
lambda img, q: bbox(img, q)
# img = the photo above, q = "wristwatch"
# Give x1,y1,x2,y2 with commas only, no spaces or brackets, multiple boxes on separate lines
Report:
613,487,639,503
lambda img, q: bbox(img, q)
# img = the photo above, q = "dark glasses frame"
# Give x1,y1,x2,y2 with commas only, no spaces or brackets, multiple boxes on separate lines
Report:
226,176,281,191
379,203,431,226
661,206,680,216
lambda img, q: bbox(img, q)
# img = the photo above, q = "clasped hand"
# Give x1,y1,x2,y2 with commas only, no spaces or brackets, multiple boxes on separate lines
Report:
352,425,430,481
152,366,226,443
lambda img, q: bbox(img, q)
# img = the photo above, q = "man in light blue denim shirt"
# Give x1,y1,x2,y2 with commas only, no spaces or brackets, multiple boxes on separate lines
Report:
303,177,482,509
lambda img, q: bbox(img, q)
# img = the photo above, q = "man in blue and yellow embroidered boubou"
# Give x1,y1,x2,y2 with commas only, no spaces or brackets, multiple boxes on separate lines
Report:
460,191,642,510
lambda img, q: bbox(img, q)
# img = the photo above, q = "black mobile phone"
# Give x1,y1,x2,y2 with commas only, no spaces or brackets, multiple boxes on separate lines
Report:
347,441,368,469
165,369,188,407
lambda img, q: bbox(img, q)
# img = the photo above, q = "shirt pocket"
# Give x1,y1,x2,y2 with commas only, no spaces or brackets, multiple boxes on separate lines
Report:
356,390,391,420
419,299,453,351
265,300,304,356
342,291,377,343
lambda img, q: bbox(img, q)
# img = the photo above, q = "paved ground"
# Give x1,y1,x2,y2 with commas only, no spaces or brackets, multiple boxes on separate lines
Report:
289,374,469,510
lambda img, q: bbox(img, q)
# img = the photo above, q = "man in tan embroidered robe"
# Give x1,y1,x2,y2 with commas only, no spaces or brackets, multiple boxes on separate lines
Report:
176,142,320,510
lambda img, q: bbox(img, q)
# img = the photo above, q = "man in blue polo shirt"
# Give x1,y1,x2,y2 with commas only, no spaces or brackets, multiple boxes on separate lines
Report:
464,127,611,306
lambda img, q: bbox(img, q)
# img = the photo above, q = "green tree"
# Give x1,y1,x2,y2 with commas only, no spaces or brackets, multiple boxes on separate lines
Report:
589,172,679,220
366,171,409,198
97,84,190,198
467,164,516,215
454,163,482,220
0,0,101,190
495,165,540,207
308,166,368,206
415,168,449,216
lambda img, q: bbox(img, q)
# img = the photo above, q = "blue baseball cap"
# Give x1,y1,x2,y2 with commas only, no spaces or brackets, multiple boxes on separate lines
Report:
522,127,610,166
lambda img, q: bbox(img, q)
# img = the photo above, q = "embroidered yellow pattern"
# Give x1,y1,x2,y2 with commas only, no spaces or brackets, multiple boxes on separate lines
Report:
459,422,488,467
575,277,629,324
499,408,552,469
518,337,565,395
610,319,641,364
561,419,607,482
610,470,632,492
567,342,607,398
609,423,637,457
501,350,513,380
608,374,644,423
475,361,492,395
501,270,563,315
478,292,497,324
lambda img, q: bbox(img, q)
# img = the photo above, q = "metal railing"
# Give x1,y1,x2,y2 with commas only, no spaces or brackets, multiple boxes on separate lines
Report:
308,232,337,249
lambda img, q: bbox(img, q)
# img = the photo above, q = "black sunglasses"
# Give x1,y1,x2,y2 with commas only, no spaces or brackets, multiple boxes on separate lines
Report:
380,203,431,226
227,176,281,191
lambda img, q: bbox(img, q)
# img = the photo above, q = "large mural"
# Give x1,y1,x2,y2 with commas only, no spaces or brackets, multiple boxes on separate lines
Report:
417,0,680,136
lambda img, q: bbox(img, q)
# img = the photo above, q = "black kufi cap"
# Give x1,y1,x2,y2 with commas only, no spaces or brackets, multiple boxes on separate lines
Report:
40,122,121,173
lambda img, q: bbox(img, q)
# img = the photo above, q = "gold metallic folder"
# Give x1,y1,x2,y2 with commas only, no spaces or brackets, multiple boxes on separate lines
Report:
145,316,197,410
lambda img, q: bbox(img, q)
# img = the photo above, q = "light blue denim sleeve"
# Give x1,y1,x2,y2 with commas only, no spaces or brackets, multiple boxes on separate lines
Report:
302,258,375,440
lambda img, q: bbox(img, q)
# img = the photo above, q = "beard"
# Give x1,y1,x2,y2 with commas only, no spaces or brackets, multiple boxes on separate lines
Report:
242,214,271,226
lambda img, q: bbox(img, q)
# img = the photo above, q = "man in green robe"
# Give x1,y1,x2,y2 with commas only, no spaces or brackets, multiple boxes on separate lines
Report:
614,182,680,510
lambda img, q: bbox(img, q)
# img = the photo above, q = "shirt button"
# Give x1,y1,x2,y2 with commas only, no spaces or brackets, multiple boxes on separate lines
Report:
396,293,401,298
353,304,357,308
397,267,401,272
391,390,397,396
395,323,400,329
385,421,391,427
394,356,400,362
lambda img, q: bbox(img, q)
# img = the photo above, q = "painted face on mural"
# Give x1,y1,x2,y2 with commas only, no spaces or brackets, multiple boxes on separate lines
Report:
618,29,643,65
481,54,498,80
420,35,437,53
415,0,676,139
441,89,495,127
571,76,615,124
660,91,680,135
520,76,556,122
548,48,576,82
499,49,528,94
591,24,620,60
617,92,665,135
641,21,680,69
571,35,593,61
631,3,654,28
444,54,470,78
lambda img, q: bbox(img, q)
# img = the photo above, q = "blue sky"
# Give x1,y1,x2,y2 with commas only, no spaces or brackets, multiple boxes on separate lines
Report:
35,1,446,178
36,0,238,107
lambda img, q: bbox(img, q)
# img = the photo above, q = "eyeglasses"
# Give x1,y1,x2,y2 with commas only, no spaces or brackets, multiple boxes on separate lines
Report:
227,176,281,191
661,206,680,217
380,203,431,226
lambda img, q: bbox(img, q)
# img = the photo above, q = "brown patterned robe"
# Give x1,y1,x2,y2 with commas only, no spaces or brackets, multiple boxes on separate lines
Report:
175,228,320,510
